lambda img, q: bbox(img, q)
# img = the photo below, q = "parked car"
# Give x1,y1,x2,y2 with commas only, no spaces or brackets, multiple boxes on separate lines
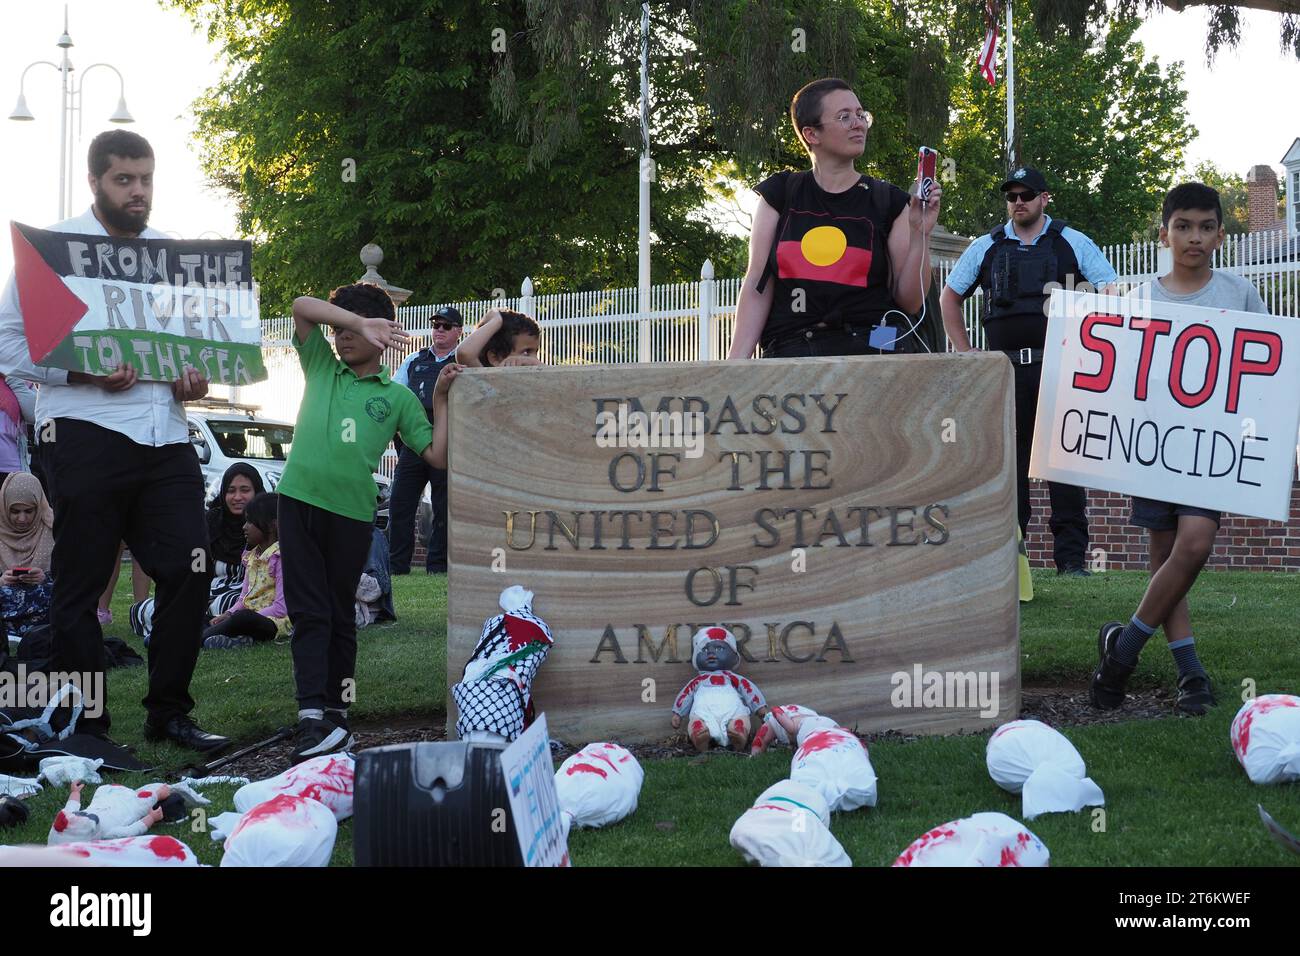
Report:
186,400,430,539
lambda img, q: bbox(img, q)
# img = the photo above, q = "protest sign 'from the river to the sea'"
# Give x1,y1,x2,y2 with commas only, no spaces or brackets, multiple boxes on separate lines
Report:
1031,290,1300,522
9,223,265,386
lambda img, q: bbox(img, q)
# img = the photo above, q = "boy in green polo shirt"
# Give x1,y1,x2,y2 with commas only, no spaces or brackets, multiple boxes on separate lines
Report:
278,283,435,762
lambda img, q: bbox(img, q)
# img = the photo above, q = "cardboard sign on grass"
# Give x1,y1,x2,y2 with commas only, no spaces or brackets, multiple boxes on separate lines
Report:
1031,290,1300,522
501,713,569,867
9,223,265,386
447,354,1019,744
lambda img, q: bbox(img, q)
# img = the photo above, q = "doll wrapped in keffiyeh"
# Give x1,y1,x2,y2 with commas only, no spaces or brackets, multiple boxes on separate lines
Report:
451,586,553,742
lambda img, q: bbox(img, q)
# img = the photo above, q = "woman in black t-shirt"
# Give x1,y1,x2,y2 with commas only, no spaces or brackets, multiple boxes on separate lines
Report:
727,78,943,359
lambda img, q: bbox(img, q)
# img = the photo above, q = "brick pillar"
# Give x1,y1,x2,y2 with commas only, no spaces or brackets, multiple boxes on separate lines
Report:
1247,165,1282,234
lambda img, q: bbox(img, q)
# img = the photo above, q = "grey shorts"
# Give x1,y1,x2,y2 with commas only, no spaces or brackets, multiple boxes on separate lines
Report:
1130,496,1222,532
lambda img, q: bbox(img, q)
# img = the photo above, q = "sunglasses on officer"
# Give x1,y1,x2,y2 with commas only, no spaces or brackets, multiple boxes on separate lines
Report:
1005,189,1039,203
432,320,461,332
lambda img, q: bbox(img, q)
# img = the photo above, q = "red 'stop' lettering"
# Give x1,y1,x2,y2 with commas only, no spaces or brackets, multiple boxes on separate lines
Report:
1072,313,1124,393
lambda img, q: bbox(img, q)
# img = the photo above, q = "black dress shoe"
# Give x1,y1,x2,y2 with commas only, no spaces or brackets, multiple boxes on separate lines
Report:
1089,621,1134,710
143,715,231,754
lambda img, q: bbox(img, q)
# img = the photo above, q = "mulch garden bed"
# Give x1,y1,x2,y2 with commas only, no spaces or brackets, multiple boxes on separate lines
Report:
196,687,1174,781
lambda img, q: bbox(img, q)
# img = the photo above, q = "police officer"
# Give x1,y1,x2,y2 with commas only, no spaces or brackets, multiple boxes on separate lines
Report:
940,167,1118,576
388,305,462,574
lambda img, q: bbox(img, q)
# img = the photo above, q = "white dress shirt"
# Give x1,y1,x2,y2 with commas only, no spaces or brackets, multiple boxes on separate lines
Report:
0,207,189,446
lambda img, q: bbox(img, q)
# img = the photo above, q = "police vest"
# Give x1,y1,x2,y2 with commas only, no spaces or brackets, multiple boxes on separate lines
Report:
403,348,458,418
978,219,1080,324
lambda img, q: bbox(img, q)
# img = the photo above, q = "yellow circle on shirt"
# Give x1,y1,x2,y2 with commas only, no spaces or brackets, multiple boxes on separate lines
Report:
800,226,848,267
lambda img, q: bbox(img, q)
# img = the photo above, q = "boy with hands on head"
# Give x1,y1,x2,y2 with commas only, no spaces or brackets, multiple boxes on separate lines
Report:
277,284,441,763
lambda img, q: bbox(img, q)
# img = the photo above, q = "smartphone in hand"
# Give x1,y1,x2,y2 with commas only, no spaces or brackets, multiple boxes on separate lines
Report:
917,146,938,204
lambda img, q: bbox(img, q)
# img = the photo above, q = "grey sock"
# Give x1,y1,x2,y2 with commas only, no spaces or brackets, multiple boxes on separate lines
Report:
1169,636,1207,680
1113,615,1155,667
299,708,325,721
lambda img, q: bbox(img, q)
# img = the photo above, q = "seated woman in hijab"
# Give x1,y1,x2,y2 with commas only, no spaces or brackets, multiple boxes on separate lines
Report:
129,463,265,645
0,473,55,639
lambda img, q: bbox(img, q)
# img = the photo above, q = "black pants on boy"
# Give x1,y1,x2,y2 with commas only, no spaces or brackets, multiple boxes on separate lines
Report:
278,495,372,712
388,445,448,573
46,419,210,736
1013,362,1089,570
202,608,278,643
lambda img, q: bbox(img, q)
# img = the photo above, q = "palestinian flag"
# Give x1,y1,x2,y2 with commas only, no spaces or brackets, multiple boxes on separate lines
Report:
775,209,875,288
9,223,266,386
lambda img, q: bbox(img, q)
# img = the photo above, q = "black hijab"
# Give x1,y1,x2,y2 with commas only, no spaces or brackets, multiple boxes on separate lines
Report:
207,463,265,566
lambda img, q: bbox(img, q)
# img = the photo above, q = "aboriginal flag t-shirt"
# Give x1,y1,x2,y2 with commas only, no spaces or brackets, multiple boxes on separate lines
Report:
755,170,910,346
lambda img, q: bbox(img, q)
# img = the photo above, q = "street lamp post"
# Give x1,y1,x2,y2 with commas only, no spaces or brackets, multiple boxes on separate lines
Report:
8,5,134,221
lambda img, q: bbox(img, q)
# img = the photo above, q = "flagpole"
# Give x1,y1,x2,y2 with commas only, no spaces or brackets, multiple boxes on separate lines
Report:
1005,0,1016,171
637,2,651,364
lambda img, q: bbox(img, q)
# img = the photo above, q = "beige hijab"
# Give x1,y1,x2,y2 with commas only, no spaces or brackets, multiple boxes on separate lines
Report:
0,473,55,572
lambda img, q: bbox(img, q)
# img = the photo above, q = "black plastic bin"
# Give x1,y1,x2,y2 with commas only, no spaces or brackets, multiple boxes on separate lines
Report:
353,740,524,867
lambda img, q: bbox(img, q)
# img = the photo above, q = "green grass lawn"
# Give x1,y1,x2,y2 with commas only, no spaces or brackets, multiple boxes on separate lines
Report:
4,566,1298,866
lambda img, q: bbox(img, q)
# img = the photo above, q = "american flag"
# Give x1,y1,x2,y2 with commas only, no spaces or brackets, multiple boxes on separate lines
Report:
977,0,1002,86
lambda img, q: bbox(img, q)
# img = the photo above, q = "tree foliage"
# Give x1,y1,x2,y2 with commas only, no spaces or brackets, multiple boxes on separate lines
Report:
168,0,1199,315
169,0,756,313
941,15,1195,246
1187,161,1251,234
1039,0,1300,61
168,0,949,313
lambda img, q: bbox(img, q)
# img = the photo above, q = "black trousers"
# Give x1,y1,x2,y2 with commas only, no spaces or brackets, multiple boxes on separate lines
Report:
203,608,278,643
1013,362,1090,569
47,419,209,734
279,495,372,712
29,438,54,501
388,445,447,573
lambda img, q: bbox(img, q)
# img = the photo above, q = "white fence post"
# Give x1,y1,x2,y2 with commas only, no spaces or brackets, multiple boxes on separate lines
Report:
520,276,535,320
1157,244,1173,275
698,258,714,361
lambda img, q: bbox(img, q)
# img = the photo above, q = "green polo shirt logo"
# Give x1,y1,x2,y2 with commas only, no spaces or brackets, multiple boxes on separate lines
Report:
365,397,392,423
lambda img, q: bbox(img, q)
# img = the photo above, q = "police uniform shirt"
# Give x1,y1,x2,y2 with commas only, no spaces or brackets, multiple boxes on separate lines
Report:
946,215,1117,352
394,345,459,419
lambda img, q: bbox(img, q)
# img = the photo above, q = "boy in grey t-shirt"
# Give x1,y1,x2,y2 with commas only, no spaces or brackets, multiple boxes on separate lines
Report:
1091,183,1268,718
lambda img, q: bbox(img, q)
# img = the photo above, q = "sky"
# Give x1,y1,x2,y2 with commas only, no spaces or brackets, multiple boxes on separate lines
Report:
1,0,1298,284
0,0,236,279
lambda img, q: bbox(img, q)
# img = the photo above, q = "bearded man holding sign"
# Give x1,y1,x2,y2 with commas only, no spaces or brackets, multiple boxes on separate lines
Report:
0,131,229,753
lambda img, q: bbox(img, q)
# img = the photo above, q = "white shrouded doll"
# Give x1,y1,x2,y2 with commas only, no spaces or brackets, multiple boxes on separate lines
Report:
48,781,204,844
452,586,554,743
671,626,769,752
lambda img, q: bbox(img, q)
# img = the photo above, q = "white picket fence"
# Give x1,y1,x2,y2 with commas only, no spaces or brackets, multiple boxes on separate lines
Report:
233,230,1300,478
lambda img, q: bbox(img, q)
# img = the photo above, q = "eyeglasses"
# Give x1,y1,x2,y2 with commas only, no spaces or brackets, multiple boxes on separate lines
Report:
432,321,461,332
816,109,873,130
1005,189,1039,203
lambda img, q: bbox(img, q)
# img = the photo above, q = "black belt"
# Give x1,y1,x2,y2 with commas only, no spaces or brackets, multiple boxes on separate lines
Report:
1003,348,1044,365
764,319,887,351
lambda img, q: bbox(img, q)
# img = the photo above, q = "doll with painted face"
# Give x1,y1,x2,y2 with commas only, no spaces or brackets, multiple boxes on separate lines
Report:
671,626,769,752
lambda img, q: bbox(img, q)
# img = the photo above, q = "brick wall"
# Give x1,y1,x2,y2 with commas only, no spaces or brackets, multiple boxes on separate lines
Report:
1025,480,1300,572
